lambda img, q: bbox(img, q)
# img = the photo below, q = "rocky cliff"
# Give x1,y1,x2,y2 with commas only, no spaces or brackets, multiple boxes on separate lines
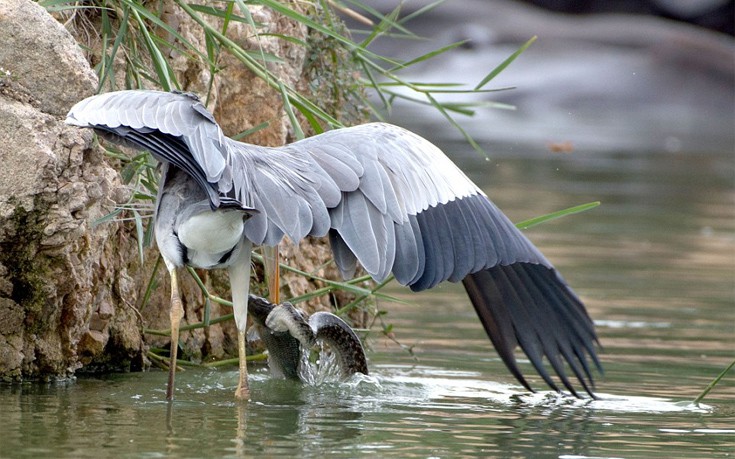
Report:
0,0,365,381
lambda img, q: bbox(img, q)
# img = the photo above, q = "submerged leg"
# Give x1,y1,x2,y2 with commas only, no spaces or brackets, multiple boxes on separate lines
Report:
236,327,248,400
228,241,253,401
166,267,184,401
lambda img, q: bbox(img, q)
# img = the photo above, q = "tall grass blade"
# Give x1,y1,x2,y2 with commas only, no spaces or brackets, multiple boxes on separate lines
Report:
475,35,536,90
398,0,445,26
132,208,146,264
233,121,271,141
515,201,601,230
389,40,468,72
357,2,407,47
129,7,176,90
278,80,305,140
693,358,735,405
425,92,485,155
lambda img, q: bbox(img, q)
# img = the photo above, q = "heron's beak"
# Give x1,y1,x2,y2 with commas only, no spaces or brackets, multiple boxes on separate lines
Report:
263,246,280,304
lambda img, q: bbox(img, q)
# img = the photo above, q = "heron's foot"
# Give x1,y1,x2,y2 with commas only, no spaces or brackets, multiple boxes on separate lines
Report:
234,381,250,401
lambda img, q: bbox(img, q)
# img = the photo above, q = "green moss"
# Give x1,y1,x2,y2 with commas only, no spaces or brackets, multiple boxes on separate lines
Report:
0,199,52,333
301,6,370,129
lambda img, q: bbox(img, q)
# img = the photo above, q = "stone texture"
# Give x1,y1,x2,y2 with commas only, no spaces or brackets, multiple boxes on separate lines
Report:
0,94,147,380
0,0,97,117
0,0,146,381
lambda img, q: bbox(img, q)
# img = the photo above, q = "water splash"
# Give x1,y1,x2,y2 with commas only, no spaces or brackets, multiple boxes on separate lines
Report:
298,342,342,386
297,340,381,389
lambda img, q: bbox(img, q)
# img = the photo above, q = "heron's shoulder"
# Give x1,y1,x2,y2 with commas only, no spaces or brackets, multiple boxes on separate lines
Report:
328,122,418,138
298,123,434,151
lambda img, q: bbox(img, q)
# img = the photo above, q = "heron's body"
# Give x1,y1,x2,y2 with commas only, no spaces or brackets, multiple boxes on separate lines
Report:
66,90,601,400
155,165,249,270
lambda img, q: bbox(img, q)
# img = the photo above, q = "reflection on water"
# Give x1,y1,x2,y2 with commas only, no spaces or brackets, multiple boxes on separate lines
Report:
1,144,733,457
1,360,731,458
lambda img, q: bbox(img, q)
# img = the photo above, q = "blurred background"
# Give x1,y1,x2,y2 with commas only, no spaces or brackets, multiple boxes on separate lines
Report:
358,0,734,154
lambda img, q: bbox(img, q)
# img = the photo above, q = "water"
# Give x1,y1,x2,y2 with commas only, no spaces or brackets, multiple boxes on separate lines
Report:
1,140,733,457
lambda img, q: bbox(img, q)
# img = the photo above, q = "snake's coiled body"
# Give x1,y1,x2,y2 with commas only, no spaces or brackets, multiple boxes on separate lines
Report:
248,295,368,380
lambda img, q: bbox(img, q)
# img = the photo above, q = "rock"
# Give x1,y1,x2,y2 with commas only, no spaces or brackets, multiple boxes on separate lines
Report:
0,94,147,379
0,0,145,381
0,0,97,116
0,0,368,381
78,330,108,365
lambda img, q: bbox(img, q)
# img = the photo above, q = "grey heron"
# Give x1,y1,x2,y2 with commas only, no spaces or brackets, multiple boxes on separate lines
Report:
66,89,601,400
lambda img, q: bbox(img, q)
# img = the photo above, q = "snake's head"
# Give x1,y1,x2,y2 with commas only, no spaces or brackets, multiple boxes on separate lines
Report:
264,304,293,333
265,303,314,348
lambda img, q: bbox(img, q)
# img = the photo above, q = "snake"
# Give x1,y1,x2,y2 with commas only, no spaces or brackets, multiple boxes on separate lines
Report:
248,295,369,381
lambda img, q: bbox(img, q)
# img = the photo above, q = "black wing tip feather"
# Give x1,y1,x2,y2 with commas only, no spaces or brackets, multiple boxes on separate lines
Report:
462,264,602,399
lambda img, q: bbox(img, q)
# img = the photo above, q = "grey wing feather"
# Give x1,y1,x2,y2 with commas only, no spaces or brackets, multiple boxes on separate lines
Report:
67,90,230,205
66,90,549,282
230,145,338,244
329,229,358,279
288,124,548,285
392,219,422,285
332,192,382,277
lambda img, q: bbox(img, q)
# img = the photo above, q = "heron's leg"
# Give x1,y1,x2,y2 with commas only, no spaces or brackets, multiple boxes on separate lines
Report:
235,327,248,400
166,266,184,401
228,241,253,401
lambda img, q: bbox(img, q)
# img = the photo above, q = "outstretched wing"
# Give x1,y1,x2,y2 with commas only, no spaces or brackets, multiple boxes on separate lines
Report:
281,125,549,287
67,90,602,396
65,90,347,239
282,125,601,396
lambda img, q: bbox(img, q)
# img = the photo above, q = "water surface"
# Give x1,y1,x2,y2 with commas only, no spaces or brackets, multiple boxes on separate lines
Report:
0,142,735,458
1,141,733,458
